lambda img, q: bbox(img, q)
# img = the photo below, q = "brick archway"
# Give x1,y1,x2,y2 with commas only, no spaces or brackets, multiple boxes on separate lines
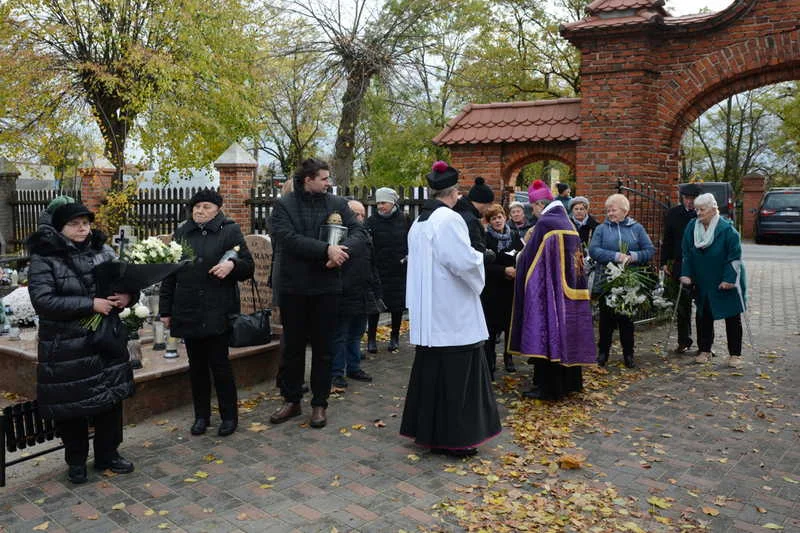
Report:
433,100,580,200
435,0,799,218
560,0,800,208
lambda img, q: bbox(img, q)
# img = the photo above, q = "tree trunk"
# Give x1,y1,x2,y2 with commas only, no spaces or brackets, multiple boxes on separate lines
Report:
332,73,371,188
89,96,132,189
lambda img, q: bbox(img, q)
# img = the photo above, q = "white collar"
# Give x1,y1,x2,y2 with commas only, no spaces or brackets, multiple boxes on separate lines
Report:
542,201,564,215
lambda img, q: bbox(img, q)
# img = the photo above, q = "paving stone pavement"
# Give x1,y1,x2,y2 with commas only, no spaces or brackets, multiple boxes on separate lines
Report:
1,258,798,532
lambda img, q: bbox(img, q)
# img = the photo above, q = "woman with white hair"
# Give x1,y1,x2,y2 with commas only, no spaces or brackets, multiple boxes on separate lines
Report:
589,193,655,368
679,193,746,368
508,201,533,233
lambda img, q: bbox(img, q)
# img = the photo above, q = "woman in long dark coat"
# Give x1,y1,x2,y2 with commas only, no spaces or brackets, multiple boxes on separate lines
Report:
27,203,136,484
160,189,254,437
680,193,747,368
365,187,409,353
481,204,523,378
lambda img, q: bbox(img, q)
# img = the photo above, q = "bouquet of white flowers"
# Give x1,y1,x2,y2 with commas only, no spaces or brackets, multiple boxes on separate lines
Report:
119,303,150,334
602,263,672,318
124,237,190,264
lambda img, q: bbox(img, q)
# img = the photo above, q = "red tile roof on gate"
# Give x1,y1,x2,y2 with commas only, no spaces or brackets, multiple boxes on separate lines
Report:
432,99,582,146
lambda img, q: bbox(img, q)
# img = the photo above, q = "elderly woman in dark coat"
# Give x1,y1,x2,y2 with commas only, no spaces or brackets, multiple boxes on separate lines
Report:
680,193,746,368
481,204,523,378
365,187,409,353
569,196,599,247
160,189,254,437
27,203,135,484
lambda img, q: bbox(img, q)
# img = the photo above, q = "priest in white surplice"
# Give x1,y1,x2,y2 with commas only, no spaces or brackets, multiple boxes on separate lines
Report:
399,161,501,458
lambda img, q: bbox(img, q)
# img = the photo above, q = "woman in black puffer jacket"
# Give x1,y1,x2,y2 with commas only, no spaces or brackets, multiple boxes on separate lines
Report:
481,204,524,379
365,187,409,353
27,203,136,485
159,189,254,438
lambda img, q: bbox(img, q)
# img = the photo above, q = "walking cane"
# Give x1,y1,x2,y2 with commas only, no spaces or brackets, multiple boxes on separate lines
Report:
663,273,684,354
731,260,756,356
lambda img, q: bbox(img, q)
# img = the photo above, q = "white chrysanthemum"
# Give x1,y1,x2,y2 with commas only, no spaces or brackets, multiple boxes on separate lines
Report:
134,304,150,318
119,307,131,318
3,286,37,325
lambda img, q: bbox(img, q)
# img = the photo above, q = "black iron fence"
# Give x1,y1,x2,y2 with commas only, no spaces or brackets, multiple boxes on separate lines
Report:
615,178,673,325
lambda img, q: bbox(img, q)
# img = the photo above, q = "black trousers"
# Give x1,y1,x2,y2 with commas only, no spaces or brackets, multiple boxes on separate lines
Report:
485,322,510,373
697,299,742,355
368,310,403,339
279,293,339,408
184,333,238,421
58,402,123,466
598,299,635,358
675,285,701,348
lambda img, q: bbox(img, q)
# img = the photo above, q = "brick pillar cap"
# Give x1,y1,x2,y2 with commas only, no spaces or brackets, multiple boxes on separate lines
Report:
78,154,116,171
214,142,257,168
0,157,20,175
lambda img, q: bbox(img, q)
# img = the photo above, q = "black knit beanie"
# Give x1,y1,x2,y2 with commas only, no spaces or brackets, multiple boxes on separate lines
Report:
52,203,94,231
468,177,494,204
188,188,223,208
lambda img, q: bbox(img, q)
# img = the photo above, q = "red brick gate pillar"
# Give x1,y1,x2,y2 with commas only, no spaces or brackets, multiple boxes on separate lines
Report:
78,157,116,212
741,173,766,240
215,143,258,234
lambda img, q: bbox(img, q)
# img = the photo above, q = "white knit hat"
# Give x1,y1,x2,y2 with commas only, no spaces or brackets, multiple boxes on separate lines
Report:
375,187,399,204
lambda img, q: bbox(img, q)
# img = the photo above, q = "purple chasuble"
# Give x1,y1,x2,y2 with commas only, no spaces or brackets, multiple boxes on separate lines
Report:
508,205,596,365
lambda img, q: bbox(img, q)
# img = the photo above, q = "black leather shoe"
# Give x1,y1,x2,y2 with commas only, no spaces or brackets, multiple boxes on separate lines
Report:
310,406,327,428
68,464,88,484
597,353,609,367
347,370,373,382
623,355,636,369
504,354,516,373
270,402,301,424
522,388,555,401
95,455,134,474
367,339,378,354
388,334,399,352
190,418,209,435
218,419,237,437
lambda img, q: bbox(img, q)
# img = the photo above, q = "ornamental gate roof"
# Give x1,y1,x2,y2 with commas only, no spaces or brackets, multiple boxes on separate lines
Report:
431,99,581,146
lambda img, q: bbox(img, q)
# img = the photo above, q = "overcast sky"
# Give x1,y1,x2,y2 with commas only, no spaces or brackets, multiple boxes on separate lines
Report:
664,0,733,16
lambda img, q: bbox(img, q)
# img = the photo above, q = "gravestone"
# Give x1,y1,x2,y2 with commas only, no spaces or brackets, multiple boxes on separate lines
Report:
238,234,272,315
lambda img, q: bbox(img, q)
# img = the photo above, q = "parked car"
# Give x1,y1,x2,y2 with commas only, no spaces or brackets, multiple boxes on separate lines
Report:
682,181,736,223
755,187,800,244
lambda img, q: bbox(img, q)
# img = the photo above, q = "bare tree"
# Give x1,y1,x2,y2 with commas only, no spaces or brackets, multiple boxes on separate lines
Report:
288,0,447,187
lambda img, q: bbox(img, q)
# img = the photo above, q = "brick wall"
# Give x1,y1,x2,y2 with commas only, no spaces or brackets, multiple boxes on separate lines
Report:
564,0,800,215
216,164,256,234
78,166,115,212
0,162,19,254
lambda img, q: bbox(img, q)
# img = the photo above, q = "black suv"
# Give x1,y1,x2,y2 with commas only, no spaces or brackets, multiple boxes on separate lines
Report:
755,188,800,243
691,182,736,222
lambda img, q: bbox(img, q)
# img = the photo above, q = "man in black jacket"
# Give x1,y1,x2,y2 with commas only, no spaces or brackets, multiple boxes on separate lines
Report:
268,158,366,429
454,177,495,263
661,182,703,354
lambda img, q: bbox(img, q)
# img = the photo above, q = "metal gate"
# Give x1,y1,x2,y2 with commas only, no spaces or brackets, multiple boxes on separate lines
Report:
615,177,673,324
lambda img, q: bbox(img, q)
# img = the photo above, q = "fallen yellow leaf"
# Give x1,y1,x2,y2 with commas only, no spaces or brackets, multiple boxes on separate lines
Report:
32,522,49,531
558,454,585,470
762,524,784,530
647,496,672,509
193,471,209,479
702,506,720,516
111,502,126,511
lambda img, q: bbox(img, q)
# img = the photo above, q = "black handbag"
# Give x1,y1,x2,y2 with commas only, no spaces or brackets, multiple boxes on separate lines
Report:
91,313,130,362
229,280,272,347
